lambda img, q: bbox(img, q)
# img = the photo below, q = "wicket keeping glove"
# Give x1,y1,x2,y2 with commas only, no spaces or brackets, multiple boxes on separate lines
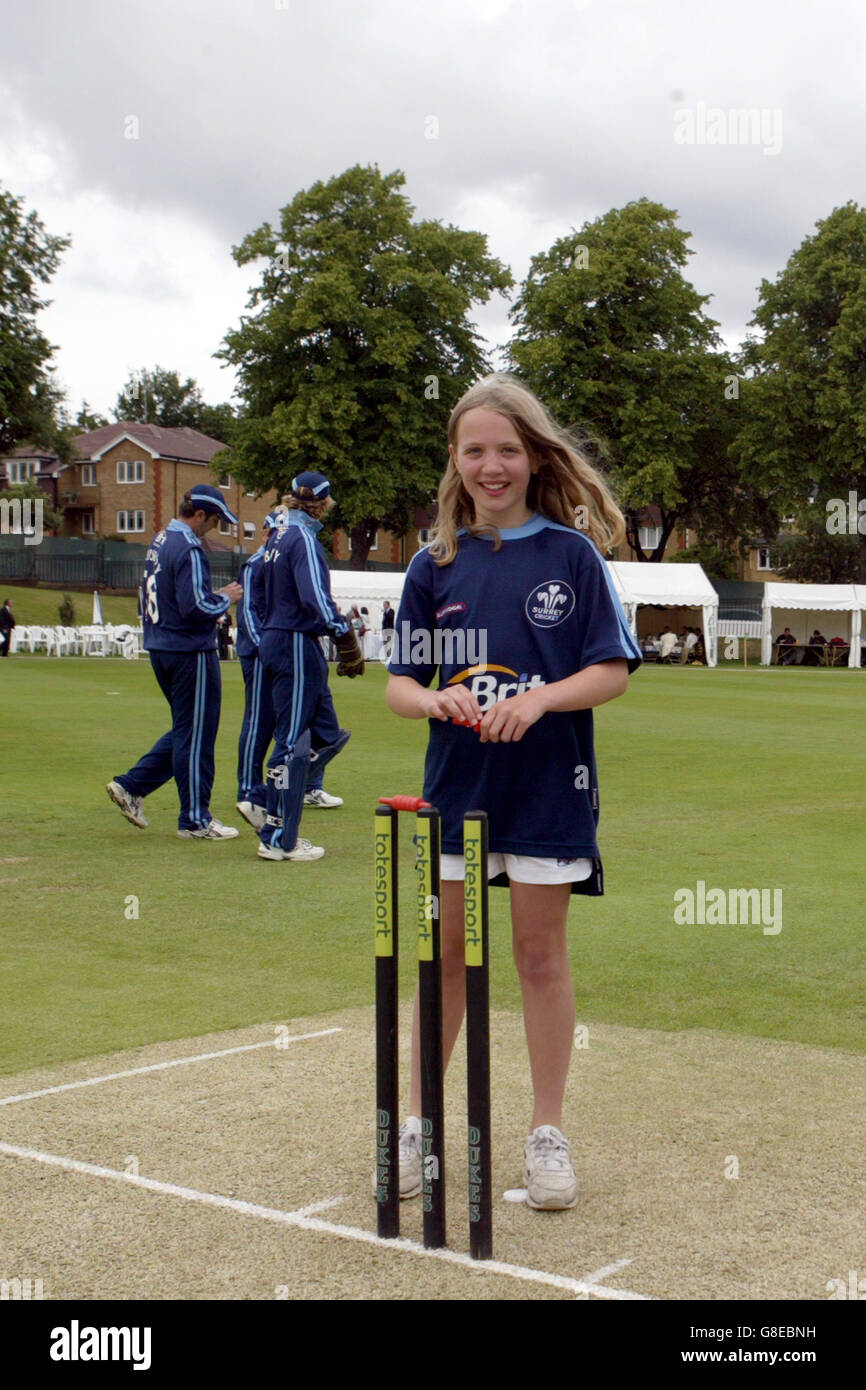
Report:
335,629,365,677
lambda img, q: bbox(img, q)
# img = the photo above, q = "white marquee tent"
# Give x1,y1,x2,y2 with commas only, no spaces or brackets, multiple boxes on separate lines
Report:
607,561,719,667
761,583,863,668
329,570,406,659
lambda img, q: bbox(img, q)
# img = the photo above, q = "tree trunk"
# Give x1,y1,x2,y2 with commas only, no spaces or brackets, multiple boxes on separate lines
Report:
860,529,866,584
349,520,376,571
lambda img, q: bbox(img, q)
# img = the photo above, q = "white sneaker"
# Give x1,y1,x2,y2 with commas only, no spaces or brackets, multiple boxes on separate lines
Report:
303,788,344,808
178,819,239,840
237,800,267,832
371,1115,423,1199
524,1125,579,1210
398,1116,423,1198
107,781,148,829
257,836,324,862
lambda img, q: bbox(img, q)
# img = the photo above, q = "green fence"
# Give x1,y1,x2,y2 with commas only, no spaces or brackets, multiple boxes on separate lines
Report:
0,535,405,589
0,537,241,590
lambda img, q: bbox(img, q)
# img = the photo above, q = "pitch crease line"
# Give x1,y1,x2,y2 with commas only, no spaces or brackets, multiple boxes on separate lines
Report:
0,1029,342,1108
0,1142,651,1300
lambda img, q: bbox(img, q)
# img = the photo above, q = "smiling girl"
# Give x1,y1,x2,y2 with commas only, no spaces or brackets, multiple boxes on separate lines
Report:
385,374,641,1210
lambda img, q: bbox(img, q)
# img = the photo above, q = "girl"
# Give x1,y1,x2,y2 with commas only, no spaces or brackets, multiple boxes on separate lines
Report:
385,374,641,1209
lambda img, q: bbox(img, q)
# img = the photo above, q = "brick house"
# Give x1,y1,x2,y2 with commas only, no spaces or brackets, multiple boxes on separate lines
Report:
55,423,279,552
2,445,63,508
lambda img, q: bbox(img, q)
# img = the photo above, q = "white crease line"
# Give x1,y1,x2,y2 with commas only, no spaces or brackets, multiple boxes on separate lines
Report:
0,1029,342,1108
580,1258,635,1285
0,1142,651,1300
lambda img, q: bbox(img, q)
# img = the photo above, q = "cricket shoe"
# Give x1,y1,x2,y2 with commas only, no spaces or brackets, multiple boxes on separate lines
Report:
236,800,267,832
398,1116,424,1197
257,836,324,862
106,781,148,829
524,1125,579,1210
178,819,239,840
303,788,344,809
370,1116,423,1199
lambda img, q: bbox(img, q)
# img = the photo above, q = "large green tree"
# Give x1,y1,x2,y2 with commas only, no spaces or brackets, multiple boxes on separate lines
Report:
113,366,237,445
509,198,742,559
114,366,201,428
217,165,513,567
0,185,70,458
735,201,866,582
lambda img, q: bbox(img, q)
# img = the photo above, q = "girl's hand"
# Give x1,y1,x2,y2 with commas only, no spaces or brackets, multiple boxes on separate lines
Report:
423,687,483,724
478,687,548,743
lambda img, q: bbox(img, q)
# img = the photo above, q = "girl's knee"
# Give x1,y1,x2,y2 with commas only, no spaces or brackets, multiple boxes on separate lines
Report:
512,938,568,985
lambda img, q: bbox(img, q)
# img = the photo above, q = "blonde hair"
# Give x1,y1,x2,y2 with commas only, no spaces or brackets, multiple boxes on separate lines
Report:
280,490,335,521
427,374,625,565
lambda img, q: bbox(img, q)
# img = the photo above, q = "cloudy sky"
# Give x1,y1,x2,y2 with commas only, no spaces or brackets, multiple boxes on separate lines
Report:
2,0,865,423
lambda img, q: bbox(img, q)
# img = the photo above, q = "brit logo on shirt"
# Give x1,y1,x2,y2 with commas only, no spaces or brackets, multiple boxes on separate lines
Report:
525,580,576,628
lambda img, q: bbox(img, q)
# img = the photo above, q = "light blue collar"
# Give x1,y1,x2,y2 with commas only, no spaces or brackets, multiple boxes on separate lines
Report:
168,518,201,546
459,513,546,541
288,510,323,535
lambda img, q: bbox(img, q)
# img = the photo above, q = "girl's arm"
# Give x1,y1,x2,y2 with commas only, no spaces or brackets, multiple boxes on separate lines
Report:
386,673,483,724
478,659,629,744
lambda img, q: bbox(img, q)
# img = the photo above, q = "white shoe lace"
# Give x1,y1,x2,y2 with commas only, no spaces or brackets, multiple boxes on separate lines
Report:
399,1122,422,1160
527,1128,571,1170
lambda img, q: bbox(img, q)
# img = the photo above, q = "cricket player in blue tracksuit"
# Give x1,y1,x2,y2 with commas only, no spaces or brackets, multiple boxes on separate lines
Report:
255,471,363,863
234,514,275,831
106,485,244,839
235,511,351,831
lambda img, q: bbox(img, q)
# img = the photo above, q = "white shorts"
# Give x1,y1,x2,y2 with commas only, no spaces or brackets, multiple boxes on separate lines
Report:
439,852,593,885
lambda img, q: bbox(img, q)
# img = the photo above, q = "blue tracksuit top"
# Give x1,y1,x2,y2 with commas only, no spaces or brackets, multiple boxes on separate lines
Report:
141,518,230,652
235,545,266,657
261,511,350,638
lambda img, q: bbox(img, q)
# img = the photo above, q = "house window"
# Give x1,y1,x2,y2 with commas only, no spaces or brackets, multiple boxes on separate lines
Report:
82,512,95,534
638,526,663,551
6,460,39,483
219,519,238,537
756,547,773,571
117,510,146,533
117,460,145,483
418,528,431,545
82,464,96,486
243,522,255,540
219,473,231,489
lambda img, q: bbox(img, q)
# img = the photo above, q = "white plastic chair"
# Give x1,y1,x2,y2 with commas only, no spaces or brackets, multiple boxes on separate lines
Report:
79,625,108,656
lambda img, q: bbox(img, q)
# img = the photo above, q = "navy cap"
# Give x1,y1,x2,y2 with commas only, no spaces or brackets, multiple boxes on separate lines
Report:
263,510,288,530
187,484,238,526
291,471,331,499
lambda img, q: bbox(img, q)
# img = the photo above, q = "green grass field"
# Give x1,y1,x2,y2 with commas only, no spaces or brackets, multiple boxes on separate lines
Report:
0,657,863,1076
